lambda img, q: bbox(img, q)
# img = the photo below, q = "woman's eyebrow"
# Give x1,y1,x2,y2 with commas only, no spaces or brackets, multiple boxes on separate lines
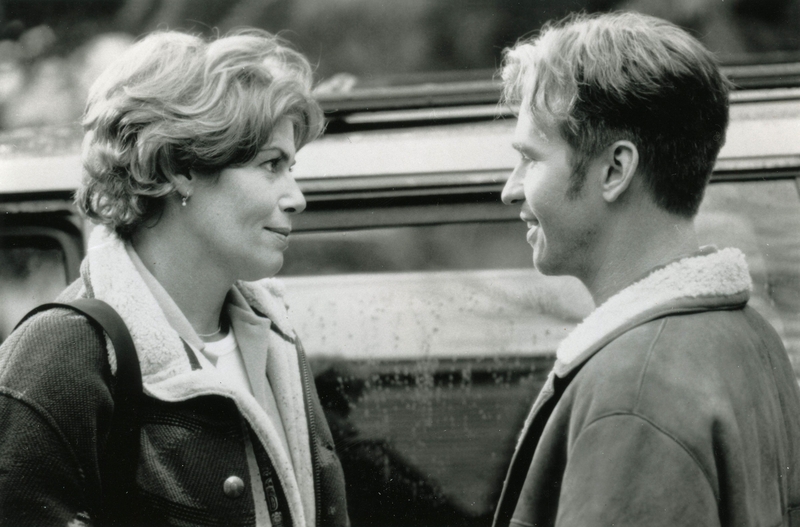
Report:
259,147,294,161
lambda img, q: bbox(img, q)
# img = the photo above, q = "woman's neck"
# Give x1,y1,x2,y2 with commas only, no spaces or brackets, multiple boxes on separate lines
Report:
131,224,233,336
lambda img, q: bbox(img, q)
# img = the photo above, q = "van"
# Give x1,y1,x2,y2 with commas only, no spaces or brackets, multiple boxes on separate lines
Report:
2,63,800,525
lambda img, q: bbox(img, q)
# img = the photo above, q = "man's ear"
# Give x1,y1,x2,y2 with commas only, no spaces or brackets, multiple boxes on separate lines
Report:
600,140,638,203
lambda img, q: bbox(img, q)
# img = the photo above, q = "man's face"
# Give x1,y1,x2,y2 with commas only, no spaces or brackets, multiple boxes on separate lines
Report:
501,110,600,280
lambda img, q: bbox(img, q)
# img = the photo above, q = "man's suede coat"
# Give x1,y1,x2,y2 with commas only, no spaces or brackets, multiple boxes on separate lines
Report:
494,248,800,527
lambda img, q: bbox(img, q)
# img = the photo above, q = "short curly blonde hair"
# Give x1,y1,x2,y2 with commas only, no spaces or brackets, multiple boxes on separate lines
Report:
77,29,323,239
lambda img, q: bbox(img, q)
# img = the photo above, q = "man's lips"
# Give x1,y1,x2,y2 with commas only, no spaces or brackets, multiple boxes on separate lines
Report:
520,212,538,228
520,213,539,244
526,224,539,245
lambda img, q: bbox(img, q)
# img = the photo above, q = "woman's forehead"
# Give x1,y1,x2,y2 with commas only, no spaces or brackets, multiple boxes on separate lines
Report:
260,118,296,154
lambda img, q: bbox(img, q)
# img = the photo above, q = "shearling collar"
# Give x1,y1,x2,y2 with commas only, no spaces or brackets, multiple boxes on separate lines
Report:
65,225,314,526
75,225,295,382
554,247,752,375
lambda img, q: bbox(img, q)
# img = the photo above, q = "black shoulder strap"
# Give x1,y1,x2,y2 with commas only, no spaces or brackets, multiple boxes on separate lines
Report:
16,299,142,525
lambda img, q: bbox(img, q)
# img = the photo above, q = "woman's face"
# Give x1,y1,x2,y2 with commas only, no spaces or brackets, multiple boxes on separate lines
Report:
184,118,306,282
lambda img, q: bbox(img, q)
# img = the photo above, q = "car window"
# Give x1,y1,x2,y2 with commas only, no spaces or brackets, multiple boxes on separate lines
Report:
277,176,800,524
280,221,592,523
0,211,84,342
0,237,68,341
697,179,800,368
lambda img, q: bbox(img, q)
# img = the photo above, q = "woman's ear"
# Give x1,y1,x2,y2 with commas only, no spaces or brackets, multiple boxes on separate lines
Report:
169,171,194,201
600,140,639,203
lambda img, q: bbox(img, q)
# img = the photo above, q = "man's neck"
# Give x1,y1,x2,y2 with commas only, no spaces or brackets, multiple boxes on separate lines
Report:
585,207,699,306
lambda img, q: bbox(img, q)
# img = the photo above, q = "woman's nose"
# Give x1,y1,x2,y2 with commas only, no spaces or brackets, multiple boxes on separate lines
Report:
281,176,307,214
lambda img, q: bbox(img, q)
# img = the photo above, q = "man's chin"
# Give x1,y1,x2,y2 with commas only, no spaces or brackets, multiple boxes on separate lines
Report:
532,256,550,275
532,252,560,277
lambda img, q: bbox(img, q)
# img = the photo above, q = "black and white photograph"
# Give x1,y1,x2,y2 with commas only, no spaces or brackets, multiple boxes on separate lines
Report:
1,1,800,526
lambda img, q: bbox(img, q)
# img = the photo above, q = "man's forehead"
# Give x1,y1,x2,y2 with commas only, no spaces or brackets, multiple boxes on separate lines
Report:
514,107,557,145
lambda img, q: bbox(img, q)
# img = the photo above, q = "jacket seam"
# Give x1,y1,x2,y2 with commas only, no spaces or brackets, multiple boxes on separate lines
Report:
576,411,719,501
0,313,93,485
297,338,322,525
250,307,295,344
633,317,669,410
751,308,794,512
0,389,86,483
271,324,295,345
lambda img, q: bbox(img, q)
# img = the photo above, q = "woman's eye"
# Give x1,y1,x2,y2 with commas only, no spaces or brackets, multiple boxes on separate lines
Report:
262,158,283,173
260,155,294,174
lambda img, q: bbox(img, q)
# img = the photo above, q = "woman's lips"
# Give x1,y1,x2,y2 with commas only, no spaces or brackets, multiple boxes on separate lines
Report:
264,227,290,248
264,227,291,237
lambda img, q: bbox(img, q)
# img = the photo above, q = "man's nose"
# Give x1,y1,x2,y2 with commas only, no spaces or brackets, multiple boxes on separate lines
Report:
501,165,525,205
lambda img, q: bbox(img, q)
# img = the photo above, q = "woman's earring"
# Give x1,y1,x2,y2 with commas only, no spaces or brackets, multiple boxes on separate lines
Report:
181,195,188,207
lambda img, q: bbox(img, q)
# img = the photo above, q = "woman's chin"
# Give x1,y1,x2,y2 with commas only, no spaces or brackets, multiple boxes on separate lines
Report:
236,257,284,282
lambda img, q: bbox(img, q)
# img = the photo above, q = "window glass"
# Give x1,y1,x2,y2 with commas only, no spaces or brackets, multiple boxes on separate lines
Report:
278,177,800,524
0,237,68,341
282,221,593,524
696,179,800,370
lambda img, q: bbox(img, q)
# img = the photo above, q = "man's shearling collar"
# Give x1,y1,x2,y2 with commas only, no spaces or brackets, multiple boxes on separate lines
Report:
555,247,752,369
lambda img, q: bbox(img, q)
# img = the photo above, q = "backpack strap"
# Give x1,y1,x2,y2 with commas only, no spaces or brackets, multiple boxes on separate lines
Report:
16,299,142,525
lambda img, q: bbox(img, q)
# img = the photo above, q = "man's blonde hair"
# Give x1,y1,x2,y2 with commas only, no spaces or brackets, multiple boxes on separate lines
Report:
502,12,730,216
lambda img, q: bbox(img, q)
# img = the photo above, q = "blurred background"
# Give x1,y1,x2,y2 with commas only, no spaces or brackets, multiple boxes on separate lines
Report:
0,0,799,131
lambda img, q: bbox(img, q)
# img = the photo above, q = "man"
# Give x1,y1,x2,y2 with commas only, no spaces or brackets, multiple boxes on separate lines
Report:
495,11,800,527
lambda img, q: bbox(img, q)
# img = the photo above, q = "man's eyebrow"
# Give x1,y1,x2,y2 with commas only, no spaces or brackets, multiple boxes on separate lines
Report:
512,142,537,156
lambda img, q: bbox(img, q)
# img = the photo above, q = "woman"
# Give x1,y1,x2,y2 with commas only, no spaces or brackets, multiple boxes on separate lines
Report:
0,29,348,526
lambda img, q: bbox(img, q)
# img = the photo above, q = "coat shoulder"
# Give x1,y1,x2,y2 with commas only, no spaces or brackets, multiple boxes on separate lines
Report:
567,306,794,433
568,305,800,482
0,307,110,391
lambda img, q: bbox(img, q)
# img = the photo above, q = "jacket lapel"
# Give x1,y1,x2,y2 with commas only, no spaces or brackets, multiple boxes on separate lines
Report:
233,282,316,526
493,369,571,527
74,226,315,526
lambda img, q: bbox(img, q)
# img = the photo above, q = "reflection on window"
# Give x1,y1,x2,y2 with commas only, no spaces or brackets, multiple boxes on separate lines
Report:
283,222,596,524
698,179,800,370
280,178,800,526
0,239,68,341
282,222,595,361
